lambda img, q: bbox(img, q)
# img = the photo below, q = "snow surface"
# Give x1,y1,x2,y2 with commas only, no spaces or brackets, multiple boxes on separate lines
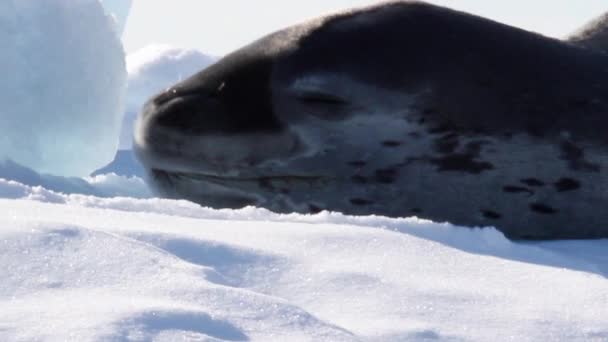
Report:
99,0,132,35
0,0,127,177
119,45,216,149
1,178,607,341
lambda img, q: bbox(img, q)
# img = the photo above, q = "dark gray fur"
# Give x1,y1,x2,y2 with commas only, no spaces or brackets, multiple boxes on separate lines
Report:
569,11,608,54
135,1,608,240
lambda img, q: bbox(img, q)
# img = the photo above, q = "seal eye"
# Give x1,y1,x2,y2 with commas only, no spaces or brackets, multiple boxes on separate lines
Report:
208,82,226,100
296,91,351,121
297,91,347,106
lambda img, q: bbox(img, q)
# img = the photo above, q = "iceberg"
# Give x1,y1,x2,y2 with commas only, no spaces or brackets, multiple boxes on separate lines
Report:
0,0,127,177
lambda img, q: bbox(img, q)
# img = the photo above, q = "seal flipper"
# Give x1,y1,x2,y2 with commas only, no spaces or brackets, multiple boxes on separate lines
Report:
568,12,608,54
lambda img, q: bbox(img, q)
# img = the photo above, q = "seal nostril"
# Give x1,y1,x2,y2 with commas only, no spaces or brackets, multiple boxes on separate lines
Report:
153,95,205,132
153,87,208,107
153,88,180,106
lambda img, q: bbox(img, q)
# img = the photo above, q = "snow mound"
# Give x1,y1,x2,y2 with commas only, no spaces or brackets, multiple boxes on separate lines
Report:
100,0,132,35
0,160,151,199
1,178,607,341
119,45,216,149
0,0,126,177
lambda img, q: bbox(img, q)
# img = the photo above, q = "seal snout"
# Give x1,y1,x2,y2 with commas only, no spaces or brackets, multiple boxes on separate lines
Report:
143,89,221,135
135,84,305,177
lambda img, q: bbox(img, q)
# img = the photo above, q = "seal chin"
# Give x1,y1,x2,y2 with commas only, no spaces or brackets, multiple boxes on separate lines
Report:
170,172,328,184
147,167,331,210
148,169,261,209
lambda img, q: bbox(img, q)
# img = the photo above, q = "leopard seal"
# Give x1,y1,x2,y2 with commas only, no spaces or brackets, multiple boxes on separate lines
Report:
134,1,608,240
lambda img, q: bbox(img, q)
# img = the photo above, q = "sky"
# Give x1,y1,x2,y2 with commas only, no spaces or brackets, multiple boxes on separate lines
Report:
122,0,608,56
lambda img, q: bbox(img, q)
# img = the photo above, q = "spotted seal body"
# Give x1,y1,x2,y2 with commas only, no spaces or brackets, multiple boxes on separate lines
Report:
135,1,608,240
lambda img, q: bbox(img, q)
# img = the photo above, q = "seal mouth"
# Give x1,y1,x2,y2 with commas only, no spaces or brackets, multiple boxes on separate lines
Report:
155,169,331,186
150,169,332,210
174,172,326,183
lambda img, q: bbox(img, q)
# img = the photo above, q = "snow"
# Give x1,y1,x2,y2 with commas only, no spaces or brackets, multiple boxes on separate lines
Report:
0,159,150,199
100,0,132,35
119,45,216,149
1,178,607,341
0,0,126,177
